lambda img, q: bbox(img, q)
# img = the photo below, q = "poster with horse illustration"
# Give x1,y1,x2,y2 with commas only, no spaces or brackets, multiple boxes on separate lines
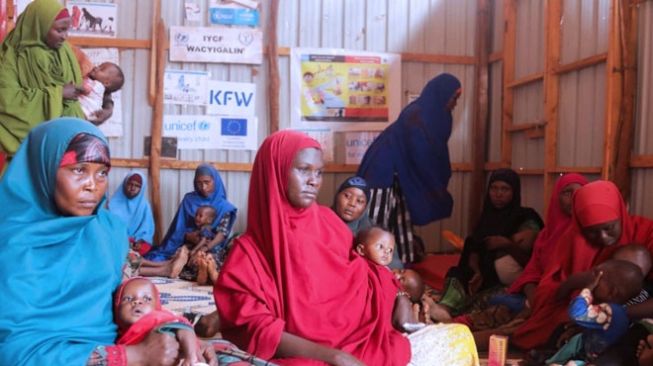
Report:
66,1,117,38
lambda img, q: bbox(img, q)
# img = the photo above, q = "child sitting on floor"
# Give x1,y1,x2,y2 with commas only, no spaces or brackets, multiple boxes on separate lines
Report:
547,259,644,365
181,205,221,285
355,226,426,333
79,62,124,120
114,277,207,366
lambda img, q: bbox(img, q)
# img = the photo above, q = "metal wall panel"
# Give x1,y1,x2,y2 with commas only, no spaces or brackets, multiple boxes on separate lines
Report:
560,0,609,64
514,0,544,78
557,64,606,167
631,1,653,218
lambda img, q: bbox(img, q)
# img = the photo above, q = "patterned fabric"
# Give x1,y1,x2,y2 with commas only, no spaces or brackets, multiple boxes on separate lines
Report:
368,177,416,264
407,324,479,366
86,345,126,366
212,339,279,366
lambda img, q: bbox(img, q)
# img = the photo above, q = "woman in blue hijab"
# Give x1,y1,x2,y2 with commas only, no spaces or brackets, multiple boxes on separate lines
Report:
358,73,462,264
145,164,237,281
109,172,155,255
0,118,186,365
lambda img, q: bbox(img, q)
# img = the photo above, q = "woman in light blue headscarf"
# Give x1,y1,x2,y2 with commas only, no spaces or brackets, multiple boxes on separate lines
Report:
109,172,155,255
0,118,188,365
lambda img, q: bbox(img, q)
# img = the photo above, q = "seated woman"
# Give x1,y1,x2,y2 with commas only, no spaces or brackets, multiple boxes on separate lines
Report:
513,180,653,353
143,164,237,281
215,130,479,365
0,118,215,365
430,168,543,321
506,173,587,308
109,172,155,255
332,176,372,235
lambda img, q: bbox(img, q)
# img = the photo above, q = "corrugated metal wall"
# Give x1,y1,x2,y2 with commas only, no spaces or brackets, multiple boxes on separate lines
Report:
632,0,653,218
98,0,478,253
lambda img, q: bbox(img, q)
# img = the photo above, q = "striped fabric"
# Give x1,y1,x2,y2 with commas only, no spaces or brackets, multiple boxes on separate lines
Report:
368,177,416,263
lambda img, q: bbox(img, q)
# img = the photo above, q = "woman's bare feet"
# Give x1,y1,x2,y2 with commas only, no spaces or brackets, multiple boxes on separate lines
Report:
170,246,189,279
196,254,209,285
637,334,653,365
206,256,219,284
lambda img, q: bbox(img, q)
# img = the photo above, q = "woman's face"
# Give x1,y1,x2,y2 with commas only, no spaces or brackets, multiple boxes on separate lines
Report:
123,178,142,199
581,219,622,247
489,180,513,209
446,90,461,111
45,18,71,49
195,174,215,197
287,148,323,209
335,187,367,222
558,182,583,216
54,162,109,216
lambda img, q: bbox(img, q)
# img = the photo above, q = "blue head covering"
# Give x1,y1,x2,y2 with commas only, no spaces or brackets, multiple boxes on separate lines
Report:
109,172,155,243
145,163,237,261
0,118,128,365
357,73,461,225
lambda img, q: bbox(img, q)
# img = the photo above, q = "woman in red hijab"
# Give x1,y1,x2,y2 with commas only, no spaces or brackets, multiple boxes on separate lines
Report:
215,131,478,365
507,173,588,305
512,180,653,350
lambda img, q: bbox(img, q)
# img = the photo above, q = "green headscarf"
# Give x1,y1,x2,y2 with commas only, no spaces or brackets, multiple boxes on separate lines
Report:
0,0,84,155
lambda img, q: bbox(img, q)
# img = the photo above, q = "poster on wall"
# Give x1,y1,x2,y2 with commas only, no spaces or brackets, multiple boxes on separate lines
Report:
83,47,123,137
344,131,381,164
294,128,334,162
163,69,209,106
290,48,401,131
169,26,263,64
66,1,117,38
163,114,257,150
206,80,256,116
208,0,260,26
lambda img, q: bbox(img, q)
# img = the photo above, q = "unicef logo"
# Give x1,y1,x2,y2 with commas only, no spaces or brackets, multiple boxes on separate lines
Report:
175,32,189,44
198,121,210,131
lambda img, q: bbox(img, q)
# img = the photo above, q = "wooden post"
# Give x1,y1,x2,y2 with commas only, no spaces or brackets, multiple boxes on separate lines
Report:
469,0,491,228
149,19,166,244
147,0,161,106
501,0,516,165
267,0,280,133
543,0,562,211
603,0,638,200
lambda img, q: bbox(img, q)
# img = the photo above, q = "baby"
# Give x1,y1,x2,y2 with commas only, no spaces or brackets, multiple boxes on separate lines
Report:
79,62,124,120
355,226,424,333
114,277,205,366
183,205,220,285
548,259,644,365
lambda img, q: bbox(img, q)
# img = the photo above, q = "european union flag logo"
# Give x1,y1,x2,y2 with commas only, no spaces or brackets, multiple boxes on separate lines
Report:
221,118,247,136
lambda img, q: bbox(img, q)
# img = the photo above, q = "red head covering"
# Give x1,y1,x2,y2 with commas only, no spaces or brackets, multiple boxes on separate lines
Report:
113,277,187,345
215,130,410,364
508,173,588,294
513,180,653,349
54,8,70,21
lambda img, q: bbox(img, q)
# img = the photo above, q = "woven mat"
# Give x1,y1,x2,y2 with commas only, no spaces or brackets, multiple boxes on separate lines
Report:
149,277,216,316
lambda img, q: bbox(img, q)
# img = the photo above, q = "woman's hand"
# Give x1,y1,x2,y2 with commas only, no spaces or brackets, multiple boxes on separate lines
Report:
62,83,83,100
126,330,179,366
327,350,366,366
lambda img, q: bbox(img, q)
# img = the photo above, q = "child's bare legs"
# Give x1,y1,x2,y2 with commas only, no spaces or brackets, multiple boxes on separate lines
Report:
195,253,209,285
422,295,452,322
637,334,653,365
206,255,219,284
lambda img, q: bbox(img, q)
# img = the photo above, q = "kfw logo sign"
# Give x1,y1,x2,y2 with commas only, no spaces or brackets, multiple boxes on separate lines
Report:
206,80,256,116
